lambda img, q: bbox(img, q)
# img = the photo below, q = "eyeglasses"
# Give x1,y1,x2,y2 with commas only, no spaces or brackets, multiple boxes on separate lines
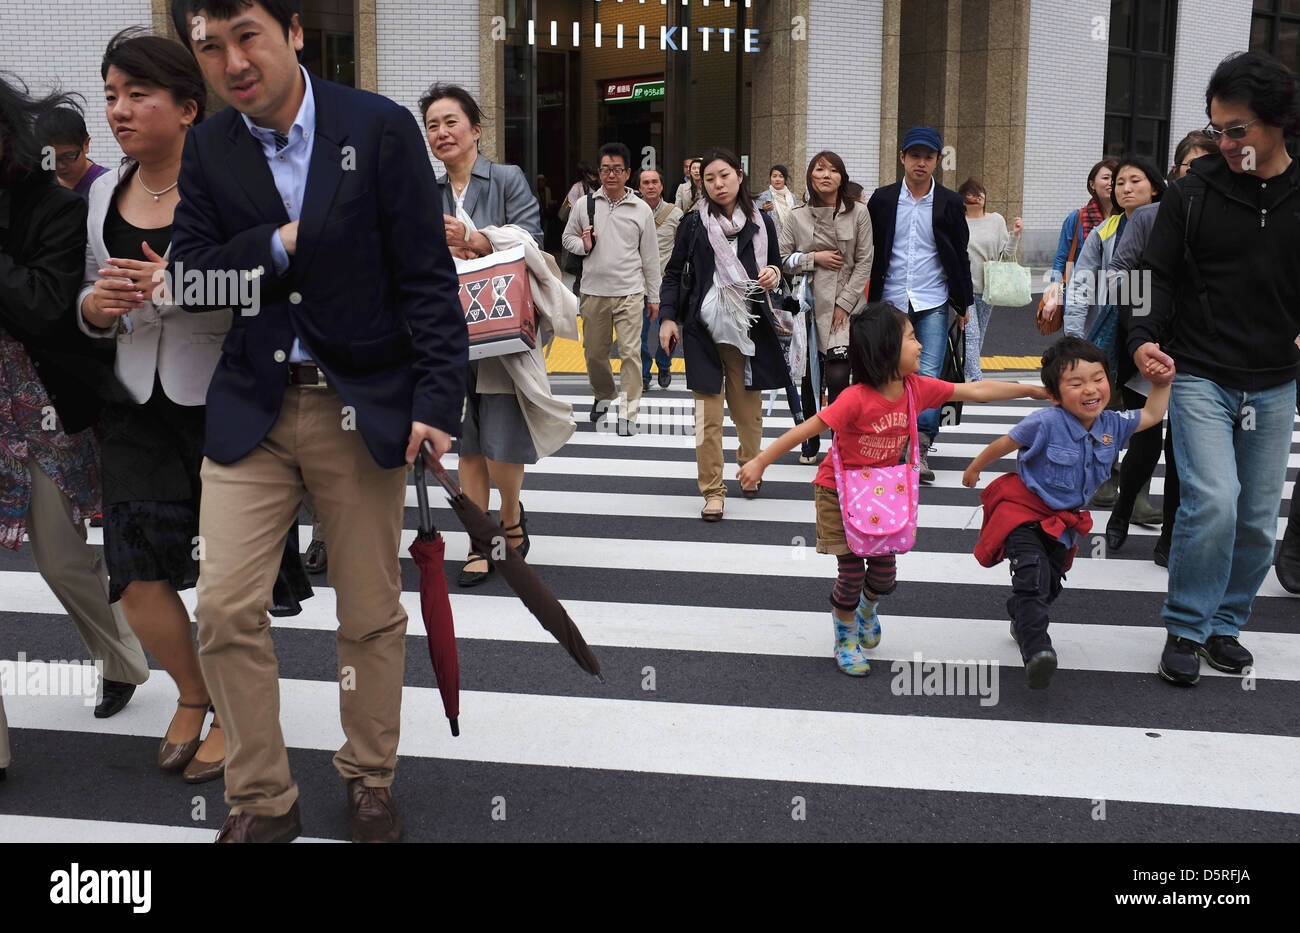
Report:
54,150,82,166
1203,119,1262,141
598,166,626,176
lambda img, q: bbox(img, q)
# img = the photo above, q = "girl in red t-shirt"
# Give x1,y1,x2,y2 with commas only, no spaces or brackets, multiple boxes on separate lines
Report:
740,304,1048,675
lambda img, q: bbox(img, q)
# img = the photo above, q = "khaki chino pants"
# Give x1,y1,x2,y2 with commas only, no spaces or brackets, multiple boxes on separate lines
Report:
694,343,764,500
581,293,645,421
195,385,408,817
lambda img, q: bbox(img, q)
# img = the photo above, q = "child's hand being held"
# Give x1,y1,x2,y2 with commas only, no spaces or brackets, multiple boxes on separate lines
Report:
1025,385,1050,400
737,458,765,489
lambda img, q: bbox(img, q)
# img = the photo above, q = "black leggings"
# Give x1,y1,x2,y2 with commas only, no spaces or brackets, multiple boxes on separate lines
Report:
1114,386,1164,520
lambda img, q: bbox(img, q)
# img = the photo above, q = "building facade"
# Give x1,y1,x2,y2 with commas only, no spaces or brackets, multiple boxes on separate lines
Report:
1,0,1269,261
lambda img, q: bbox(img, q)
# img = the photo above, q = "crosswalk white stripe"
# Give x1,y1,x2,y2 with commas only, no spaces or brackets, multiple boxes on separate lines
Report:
6,573,1297,679
60,524,1298,594
0,814,338,843
7,671,1300,814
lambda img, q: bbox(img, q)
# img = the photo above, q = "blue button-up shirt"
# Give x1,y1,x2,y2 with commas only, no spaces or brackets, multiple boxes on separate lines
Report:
241,65,315,362
882,176,949,313
1009,406,1141,546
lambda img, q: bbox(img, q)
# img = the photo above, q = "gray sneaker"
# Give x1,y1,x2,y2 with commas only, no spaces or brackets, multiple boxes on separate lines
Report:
918,433,935,484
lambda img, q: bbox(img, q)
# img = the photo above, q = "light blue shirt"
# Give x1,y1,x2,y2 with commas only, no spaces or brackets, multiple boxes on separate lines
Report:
241,65,315,362
1009,406,1141,546
882,176,948,313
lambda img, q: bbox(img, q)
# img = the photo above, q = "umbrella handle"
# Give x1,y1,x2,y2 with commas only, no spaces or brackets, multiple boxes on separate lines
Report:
419,440,465,499
412,448,435,535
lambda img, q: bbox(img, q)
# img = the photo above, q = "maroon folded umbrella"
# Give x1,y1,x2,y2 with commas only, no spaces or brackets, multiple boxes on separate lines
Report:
410,455,460,736
420,442,603,681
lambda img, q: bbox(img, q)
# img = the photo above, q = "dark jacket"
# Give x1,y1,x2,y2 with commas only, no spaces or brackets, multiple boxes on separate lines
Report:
1129,155,1300,391
171,72,467,468
866,180,974,312
658,209,787,394
0,169,120,434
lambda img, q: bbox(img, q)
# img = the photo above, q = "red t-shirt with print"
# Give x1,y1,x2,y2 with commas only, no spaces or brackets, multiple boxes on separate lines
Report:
813,375,955,490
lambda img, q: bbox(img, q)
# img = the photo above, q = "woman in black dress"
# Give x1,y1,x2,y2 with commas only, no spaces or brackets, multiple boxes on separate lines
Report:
76,31,228,783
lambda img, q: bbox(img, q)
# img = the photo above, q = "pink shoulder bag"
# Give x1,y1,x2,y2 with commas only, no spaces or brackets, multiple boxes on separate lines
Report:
829,383,920,556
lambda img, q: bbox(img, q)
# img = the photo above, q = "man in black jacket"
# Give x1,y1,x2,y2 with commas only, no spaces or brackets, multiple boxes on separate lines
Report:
1131,51,1300,686
867,126,973,482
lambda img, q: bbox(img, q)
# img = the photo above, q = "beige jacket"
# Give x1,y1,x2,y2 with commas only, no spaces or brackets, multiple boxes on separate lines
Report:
648,198,683,275
472,224,576,459
778,202,873,352
561,188,662,302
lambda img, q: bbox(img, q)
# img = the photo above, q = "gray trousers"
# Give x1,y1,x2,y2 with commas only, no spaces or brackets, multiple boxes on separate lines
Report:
26,462,150,685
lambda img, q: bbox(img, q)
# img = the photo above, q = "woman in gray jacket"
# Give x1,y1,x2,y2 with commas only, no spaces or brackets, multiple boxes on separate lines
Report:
422,83,551,587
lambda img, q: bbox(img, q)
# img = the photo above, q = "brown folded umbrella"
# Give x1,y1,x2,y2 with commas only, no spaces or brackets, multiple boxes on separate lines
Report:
420,441,603,681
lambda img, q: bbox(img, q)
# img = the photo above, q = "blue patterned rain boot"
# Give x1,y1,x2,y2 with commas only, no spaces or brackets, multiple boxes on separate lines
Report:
832,611,870,676
855,592,882,649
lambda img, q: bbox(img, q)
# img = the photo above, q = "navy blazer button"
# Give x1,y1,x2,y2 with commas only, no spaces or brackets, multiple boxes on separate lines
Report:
289,292,302,304
274,350,287,363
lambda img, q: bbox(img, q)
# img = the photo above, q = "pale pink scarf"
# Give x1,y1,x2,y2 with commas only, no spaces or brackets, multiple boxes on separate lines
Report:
696,199,768,331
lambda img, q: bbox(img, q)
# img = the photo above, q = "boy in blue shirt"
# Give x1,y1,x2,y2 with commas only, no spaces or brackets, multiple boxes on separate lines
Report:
963,337,1172,688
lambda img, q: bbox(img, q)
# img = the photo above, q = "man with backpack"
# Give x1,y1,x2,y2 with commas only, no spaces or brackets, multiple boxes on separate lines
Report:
1131,51,1300,686
562,142,662,437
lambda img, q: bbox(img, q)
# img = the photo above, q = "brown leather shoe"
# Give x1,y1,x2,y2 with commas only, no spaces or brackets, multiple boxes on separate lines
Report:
182,719,225,784
304,538,327,574
158,699,209,772
215,801,301,843
346,778,404,843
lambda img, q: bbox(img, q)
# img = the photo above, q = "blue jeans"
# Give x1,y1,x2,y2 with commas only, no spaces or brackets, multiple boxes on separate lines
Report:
641,297,670,380
964,295,992,382
909,304,949,438
1164,373,1296,642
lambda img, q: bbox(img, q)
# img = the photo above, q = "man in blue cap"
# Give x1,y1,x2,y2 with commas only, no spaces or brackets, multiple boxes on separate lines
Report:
867,125,974,482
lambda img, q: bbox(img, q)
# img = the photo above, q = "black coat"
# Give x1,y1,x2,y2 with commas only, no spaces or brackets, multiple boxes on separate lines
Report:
170,72,467,468
659,209,787,394
865,180,973,312
0,170,120,434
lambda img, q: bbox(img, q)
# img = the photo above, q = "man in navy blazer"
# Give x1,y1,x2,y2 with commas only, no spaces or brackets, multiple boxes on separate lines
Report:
169,0,466,843
867,125,973,483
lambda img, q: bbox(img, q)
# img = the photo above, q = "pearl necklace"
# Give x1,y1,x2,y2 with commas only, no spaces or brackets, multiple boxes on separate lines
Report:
137,167,178,202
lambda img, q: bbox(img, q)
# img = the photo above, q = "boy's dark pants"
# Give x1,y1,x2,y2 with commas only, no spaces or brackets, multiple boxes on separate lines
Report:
1004,523,1068,661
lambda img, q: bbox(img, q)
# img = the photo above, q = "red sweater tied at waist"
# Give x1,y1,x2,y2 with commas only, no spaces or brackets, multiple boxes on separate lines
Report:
973,472,1093,571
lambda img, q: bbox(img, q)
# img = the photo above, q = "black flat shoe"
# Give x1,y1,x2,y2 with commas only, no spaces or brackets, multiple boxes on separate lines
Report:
94,679,136,719
503,504,530,558
457,551,494,588
1153,536,1170,568
657,370,671,389
1105,513,1128,552
589,399,611,423
304,538,328,574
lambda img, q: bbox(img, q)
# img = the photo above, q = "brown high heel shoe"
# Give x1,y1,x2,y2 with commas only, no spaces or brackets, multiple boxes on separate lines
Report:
158,699,209,773
183,716,225,784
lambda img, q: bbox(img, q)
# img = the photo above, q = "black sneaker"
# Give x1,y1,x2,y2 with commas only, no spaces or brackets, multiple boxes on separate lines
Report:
1025,649,1057,689
657,370,672,389
1158,634,1201,686
1153,535,1170,568
1197,635,1253,674
589,399,611,424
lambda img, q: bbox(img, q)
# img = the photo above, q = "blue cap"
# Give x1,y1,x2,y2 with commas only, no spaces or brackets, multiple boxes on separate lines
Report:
901,125,942,153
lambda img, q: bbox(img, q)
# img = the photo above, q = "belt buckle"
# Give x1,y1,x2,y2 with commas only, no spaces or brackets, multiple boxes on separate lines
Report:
292,363,327,388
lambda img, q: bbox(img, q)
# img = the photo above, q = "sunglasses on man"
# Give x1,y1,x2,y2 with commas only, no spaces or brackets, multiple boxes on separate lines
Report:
1203,118,1262,141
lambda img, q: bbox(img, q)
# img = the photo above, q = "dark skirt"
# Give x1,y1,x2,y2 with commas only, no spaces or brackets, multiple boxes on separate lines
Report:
100,379,204,602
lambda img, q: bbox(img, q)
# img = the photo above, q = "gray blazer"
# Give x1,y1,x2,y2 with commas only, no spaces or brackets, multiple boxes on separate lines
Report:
75,166,232,406
437,154,542,247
